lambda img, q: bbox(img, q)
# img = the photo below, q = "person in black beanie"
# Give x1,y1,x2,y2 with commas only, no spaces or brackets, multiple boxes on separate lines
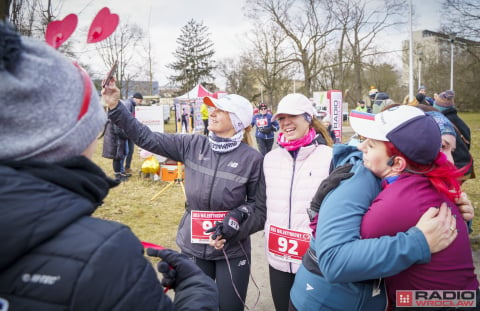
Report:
0,21,218,311
415,93,428,105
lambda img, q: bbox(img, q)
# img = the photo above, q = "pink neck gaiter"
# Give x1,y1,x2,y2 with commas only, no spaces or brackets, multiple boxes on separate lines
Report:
277,127,316,151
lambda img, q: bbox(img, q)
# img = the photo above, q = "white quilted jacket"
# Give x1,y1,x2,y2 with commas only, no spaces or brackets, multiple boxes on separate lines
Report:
264,142,332,274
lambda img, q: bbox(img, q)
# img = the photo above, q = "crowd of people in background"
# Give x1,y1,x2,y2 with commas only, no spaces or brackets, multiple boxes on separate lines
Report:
2,20,477,311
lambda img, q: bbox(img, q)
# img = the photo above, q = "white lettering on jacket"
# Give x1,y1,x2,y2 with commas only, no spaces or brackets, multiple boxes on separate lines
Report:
22,273,61,285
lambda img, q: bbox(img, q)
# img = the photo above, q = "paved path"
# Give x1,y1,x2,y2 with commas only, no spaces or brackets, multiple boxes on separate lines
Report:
245,232,480,311
245,231,272,310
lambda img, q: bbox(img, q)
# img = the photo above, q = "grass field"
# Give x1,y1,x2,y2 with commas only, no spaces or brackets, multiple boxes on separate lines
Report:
92,111,480,250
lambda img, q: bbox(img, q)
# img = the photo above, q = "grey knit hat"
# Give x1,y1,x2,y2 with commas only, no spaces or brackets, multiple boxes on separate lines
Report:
433,90,455,108
0,22,106,162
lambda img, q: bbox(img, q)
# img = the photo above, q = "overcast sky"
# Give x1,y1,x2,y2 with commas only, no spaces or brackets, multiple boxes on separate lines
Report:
58,0,443,89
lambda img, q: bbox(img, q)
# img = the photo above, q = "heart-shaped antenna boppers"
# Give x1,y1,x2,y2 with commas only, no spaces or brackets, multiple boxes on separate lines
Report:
87,7,119,43
45,14,78,49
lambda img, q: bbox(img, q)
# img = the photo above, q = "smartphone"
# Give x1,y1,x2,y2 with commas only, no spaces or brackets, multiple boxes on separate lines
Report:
102,60,118,88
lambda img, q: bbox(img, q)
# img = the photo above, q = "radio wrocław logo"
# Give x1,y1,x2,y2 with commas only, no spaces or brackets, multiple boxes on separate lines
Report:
396,290,476,308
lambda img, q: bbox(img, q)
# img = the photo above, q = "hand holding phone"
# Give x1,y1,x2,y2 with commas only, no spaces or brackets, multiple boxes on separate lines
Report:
102,60,118,88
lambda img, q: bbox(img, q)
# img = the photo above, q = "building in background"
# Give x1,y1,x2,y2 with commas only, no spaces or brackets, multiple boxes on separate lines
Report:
401,30,480,100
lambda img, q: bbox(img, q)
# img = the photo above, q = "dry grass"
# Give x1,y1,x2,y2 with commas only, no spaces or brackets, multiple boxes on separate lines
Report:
93,113,184,251
92,112,480,250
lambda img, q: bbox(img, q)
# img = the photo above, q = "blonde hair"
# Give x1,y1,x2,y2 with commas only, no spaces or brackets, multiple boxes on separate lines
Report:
242,125,254,146
403,95,420,106
311,118,333,146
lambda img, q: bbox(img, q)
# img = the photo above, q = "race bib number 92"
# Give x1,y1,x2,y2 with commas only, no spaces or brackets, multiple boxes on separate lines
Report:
268,225,311,263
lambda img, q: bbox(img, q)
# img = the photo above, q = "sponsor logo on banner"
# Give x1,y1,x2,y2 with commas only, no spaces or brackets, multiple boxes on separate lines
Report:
328,90,342,142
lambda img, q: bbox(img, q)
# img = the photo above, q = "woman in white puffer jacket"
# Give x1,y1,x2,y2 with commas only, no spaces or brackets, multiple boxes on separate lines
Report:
257,93,333,311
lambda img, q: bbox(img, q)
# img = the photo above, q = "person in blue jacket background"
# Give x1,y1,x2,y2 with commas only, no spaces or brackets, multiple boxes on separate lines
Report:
251,103,279,155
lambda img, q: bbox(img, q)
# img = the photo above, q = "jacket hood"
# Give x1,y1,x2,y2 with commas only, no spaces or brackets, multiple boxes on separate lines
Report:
332,144,363,168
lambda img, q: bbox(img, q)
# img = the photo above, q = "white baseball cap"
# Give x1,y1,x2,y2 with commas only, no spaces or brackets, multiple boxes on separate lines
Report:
203,94,253,129
272,93,315,121
349,105,441,164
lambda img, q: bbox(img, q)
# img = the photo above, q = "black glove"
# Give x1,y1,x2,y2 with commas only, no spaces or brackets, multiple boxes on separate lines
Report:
205,221,223,241
259,126,272,134
205,206,250,240
147,248,203,290
307,163,354,221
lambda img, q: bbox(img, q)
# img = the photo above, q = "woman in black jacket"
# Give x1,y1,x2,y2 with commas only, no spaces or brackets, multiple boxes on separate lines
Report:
104,81,265,311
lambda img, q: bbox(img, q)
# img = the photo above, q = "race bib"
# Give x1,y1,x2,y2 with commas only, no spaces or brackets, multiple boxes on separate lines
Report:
191,210,228,244
256,118,268,127
267,225,311,263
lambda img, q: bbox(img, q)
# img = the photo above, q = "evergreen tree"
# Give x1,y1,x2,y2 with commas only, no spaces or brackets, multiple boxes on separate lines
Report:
168,19,216,94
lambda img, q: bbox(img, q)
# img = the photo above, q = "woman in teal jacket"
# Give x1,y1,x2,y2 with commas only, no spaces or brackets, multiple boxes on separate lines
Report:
290,106,477,311
291,144,438,310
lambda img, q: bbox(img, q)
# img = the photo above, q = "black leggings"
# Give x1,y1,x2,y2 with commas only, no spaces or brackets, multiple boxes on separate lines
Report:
269,265,296,311
190,253,251,311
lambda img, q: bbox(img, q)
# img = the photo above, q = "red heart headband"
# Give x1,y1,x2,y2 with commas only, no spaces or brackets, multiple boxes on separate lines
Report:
45,7,119,49
44,8,119,121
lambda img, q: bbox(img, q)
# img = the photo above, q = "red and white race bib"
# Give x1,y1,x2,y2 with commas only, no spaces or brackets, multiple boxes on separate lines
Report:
190,210,228,244
267,225,311,263
256,118,268,127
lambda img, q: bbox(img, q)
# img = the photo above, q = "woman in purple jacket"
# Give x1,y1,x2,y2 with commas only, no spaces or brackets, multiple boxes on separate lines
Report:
353,106,479,309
